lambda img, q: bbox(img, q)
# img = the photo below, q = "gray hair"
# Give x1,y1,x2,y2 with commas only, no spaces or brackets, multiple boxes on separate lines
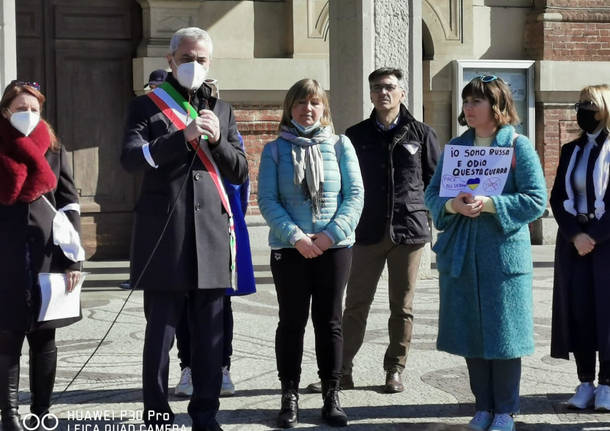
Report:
169,27,214,56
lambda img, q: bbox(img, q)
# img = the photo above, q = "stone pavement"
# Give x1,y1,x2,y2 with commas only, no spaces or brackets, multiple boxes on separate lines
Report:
14,246,610,431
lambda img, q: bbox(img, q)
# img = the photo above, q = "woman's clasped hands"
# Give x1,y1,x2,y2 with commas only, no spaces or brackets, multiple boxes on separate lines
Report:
295,232,333,259
573,233,596,256
450,192,484,218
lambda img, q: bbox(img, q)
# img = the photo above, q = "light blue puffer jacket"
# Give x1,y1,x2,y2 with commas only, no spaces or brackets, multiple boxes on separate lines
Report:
257,134,364,249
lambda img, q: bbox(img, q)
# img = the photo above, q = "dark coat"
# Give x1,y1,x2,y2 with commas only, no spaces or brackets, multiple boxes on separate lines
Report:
0,145,81,332
121,74,248,292
345,104,440,245
550,131,610,361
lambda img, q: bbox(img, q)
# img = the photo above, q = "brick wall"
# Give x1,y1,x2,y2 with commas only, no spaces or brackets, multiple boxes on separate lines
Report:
234,105,282,214
525,2,610,61
525,0,609,198
525,21,610,61
536,105,581,194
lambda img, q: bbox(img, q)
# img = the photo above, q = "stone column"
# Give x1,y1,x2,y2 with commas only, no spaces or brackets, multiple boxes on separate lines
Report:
374,0,422,119
0,0,16,90
328,0,374,134
330,0,431,277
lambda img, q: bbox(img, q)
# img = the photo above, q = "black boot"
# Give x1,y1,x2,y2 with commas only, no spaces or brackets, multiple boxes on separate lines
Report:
0,354,24,431
321,381,348,427
28,349,57,431
277,381,298,429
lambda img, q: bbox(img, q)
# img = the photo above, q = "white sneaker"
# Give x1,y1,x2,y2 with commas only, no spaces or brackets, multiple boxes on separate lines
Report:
595,384,610,411
174,366,193,397
567,382,595,409
220,366,235,396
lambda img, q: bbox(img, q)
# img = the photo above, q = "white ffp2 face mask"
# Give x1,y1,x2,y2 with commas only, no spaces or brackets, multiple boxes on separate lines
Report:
173,59,208,91
10,111,40,136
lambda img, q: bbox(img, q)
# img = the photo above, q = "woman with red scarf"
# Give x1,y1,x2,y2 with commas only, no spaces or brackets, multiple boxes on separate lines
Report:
0,81,83,431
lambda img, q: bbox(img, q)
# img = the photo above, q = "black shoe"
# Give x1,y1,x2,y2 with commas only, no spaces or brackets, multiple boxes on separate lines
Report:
340,374,354,390
307,374,354,393
277,382,298,429
24,413,58,431
384,369,404,393
306,380,322,393
0,354,24,431
192,421,223,431
321,381,348,427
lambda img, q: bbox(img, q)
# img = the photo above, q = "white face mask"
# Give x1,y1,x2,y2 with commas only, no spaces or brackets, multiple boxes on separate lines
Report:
290,118,320,135
173,59,208,91
10,111,40,136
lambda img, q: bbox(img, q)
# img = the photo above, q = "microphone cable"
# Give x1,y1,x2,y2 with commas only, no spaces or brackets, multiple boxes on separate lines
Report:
52,133,205,405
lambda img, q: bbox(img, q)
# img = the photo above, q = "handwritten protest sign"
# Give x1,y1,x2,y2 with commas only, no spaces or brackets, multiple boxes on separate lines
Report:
439,144,513,197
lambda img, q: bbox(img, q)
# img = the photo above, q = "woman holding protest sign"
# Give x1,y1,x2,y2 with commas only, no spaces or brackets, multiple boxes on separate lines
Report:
424,75,546,431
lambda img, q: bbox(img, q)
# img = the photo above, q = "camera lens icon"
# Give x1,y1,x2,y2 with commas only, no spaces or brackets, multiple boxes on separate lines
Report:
22,413,59,431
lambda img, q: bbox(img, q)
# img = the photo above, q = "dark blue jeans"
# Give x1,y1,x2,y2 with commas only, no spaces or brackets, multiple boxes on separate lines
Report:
465,357,521,414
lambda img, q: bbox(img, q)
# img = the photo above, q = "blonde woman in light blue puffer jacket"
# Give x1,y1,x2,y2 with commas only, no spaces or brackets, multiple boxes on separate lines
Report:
257,78,363,429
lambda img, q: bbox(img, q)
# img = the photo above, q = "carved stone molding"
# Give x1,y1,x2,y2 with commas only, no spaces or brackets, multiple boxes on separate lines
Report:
424,0,462,41
137,0,199,55
309,0,328,39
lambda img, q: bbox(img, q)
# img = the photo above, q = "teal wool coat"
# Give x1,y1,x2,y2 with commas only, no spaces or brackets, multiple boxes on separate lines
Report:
424,125,547,359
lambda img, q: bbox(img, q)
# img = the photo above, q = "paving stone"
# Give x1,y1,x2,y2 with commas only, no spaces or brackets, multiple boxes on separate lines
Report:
16,246,610,430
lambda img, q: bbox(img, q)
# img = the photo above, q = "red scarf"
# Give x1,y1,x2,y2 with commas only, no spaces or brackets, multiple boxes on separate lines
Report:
0,116,57,205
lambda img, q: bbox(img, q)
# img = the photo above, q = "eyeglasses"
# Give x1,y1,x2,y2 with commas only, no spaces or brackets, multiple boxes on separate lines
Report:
472,75,498,83
371,84,399,93
10,80,41,91
574,101,598,112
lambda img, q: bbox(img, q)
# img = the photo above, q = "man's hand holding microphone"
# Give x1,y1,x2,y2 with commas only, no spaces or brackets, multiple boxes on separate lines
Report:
184,109,221,144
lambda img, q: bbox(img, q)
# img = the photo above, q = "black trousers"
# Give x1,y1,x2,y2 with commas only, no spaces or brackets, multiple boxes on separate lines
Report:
142,289,224,428
176,296,233,370
271,247,352,386
0,329,55,356
574,351,610,385
569,250,610,385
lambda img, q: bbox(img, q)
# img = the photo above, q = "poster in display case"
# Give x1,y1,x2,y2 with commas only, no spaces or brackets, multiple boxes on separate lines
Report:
453,60,535,145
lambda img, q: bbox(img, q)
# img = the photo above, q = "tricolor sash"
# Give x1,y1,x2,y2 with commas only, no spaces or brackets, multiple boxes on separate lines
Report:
147,81,237,289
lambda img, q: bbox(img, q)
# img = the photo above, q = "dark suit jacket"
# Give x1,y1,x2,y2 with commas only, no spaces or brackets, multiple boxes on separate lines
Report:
121,74,248,291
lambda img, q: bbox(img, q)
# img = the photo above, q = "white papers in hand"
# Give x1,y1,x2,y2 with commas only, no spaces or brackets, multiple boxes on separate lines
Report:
37,272,87,322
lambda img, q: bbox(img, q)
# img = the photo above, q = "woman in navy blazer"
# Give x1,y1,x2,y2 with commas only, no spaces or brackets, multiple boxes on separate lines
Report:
550,84,610,411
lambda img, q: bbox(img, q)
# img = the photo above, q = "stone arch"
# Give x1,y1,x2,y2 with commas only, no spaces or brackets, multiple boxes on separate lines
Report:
422,20,434,60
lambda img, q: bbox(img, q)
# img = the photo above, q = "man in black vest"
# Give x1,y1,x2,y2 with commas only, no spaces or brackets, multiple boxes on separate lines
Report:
344,67,439,392
121,27,248,431
309,67,439,394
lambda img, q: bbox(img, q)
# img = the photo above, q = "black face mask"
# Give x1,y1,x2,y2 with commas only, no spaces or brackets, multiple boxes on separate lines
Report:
577,109,600,133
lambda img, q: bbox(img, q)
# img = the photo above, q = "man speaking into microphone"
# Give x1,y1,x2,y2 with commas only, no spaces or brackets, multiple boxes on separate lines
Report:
121,27,248,431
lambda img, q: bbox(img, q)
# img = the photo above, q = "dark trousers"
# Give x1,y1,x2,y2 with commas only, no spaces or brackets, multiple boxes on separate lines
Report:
568,252,610,385
0,329,56,356
270,247,352,386
465,357,521,414
142,289,224,428
342,230,424,374
574,351,610,385
176,296,233,370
